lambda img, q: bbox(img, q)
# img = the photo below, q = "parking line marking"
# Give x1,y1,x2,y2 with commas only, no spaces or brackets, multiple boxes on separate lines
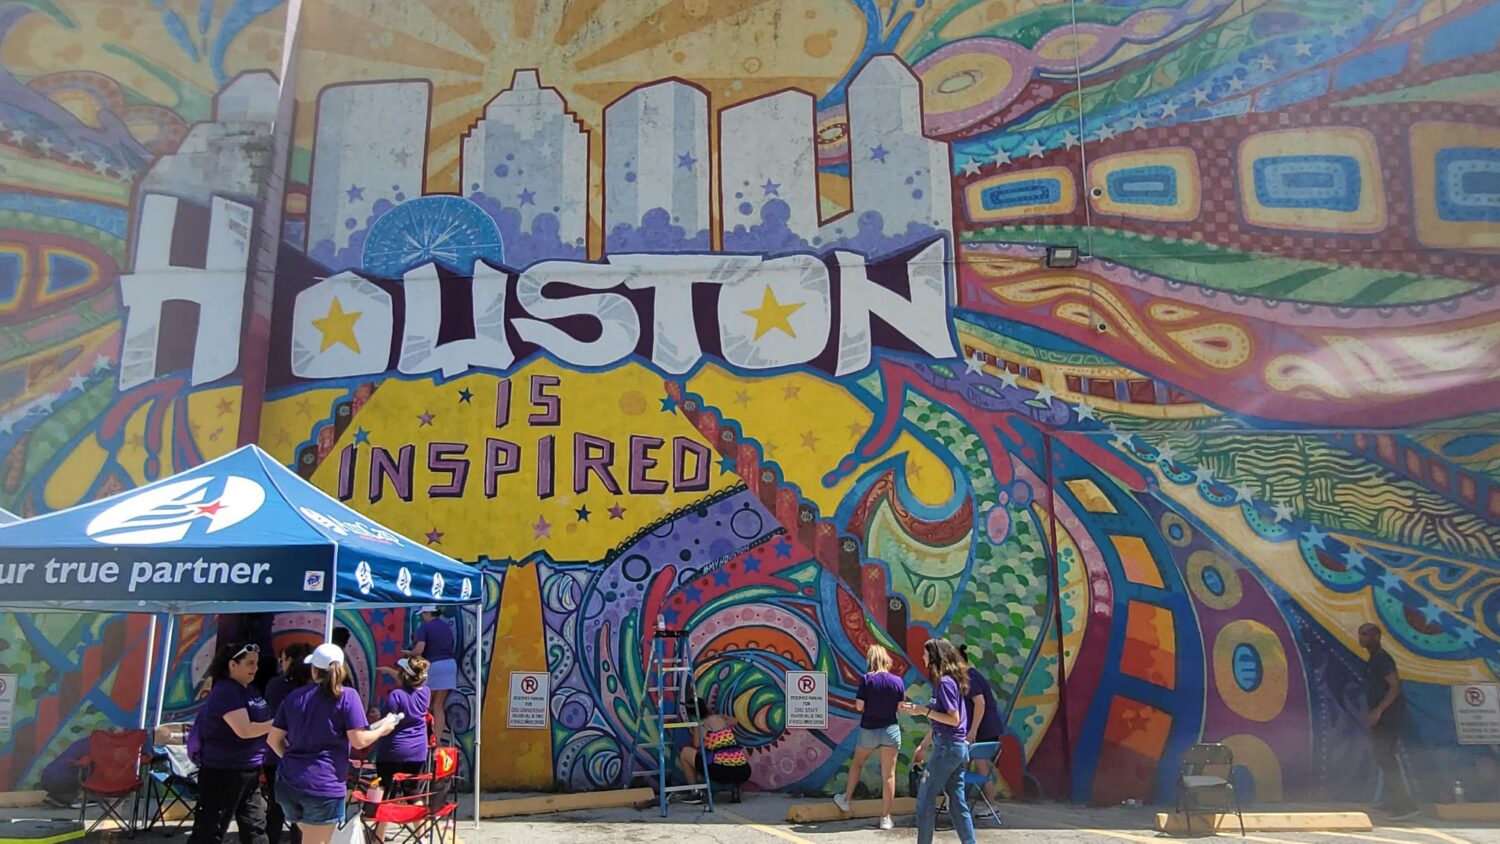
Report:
1320,832,1427,844
1405,829,1474,844
717,807,817,844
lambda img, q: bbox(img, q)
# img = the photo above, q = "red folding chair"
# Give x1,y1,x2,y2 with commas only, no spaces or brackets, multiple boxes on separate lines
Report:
74,728,149,838
352,746,459,844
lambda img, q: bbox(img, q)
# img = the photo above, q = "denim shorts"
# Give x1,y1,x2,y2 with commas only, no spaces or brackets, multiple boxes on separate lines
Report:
857,724,901,749
275,777,345,826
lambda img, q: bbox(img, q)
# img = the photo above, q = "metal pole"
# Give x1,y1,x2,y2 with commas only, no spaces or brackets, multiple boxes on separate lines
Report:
471,600,483,829
323,602,335,641
136,615,157,730
153,615,176,734
1043,434,1074,800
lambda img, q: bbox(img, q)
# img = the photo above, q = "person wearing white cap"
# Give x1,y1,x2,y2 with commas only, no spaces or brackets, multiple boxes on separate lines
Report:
401,607,455,744
266,644,400,844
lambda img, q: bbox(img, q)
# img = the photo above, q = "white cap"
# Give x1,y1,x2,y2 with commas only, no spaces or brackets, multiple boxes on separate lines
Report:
396,658,412,673
305,643,345,669
418,605,439,614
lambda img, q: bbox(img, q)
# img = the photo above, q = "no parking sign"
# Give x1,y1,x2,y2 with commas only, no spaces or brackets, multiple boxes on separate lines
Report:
786,670,827,729
508,671,549,729
1453,683,1500,745
0,674,14,732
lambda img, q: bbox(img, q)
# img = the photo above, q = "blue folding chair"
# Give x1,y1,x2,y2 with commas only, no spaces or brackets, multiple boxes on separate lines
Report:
964,741,1003,826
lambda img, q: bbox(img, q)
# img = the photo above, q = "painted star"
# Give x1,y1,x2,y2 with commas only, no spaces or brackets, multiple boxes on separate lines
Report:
1073,401,1097,422
1302,525,1327,548
1457,626,1480,647
608,504,625,520
960,158,982,177
996,369,1020,389
1419,603,1445,625
68,373,89,392
417,411,434,426
800,431,819,451
35,137,53,155
1026,138,1046,158
1293,40,1314,58
743,286,804,340
718,455,737,475
1061,130,1080,149
1271,501,1295,523
393,149,412,166
1095,123,1117,142
528,515,553,539
782,384,800,400
1226,76,1248,94
1031,384,1056,405
712,569,732,588
1160,101,1180,120
659,397,677,414
1232,483,1255,503
847,421,865,437
91,157,111,175
1330,22,1351,38
6,129,25,144
424,528,443,545
1111,432,1134,450
1357,0,1376,14
66,149,86,164
733,389,752,407
457,388,473,404
1191,86,1212,105
518,188,536,206
677,151,697,169
1127,113,1149,131
575,505,591,522
1256,55,1277,72
682,585,703,604
773,539,793,558
216,398,235,416
94,354,111,372
990,147,1012,166
1193,466,1215,485
870,144,889,163
762,179,780,196
1342,549,1366,571
312,297,363,353
352,427,370,445
1378,572,1402,591
1156,445,1178,465
964,355,985,374
346,184,364,201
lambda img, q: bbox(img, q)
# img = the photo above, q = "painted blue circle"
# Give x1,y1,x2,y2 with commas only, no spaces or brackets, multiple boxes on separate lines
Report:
1201,566,1225,596
361,195,504,277
1231,643,1262,692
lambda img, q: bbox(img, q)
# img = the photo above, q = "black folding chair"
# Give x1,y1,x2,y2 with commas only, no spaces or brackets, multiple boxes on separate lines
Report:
143,744,199,832
1176,743,1244,836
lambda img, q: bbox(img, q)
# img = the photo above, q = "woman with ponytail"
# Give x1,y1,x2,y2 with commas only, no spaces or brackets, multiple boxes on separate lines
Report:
267,644,399,844
374,656,431,789
900,637,976,844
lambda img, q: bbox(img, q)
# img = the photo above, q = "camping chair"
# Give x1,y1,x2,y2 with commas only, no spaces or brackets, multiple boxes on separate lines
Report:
74,728,149,838
964,741,1004,826
143,743,199,832
1177,743,1245,836
352,746,459,844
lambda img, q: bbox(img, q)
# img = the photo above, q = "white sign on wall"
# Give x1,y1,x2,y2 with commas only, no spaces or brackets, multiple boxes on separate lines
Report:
785,670,828,730
1453,683,1500,745
0,674,15,732
507,671,549,729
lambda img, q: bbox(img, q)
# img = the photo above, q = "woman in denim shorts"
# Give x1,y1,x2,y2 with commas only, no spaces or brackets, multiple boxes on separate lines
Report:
833,644,906,829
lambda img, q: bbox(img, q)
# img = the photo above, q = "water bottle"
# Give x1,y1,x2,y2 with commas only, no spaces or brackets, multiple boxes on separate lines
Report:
1454,780,1465,803
656,613,666,632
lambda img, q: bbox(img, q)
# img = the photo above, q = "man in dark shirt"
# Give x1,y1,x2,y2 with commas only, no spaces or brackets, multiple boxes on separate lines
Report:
1359,623,1419,819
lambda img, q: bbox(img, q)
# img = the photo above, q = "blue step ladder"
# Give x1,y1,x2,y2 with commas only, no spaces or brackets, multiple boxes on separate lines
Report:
628,627,715,816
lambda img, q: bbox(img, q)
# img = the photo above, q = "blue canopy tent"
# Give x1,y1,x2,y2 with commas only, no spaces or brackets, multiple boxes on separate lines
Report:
0,507,17,525
0,444,485,825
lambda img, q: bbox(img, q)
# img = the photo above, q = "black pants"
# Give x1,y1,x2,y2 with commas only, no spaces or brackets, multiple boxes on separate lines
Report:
262,766,300,844
1372,729,1416,814
189,767,267,844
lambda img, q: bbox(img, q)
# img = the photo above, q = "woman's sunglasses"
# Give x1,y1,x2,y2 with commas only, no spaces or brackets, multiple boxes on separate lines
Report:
232,643,261,660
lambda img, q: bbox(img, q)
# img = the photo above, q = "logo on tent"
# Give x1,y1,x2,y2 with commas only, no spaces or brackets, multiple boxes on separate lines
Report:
397,567,412,597
356,560,373,595
432,572,446,600
303,571,325,591
86,476,265,545
460,578,472,600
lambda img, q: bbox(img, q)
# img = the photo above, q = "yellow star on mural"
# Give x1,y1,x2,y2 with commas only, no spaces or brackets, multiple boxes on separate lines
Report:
313,297,362,353
743,286,804,340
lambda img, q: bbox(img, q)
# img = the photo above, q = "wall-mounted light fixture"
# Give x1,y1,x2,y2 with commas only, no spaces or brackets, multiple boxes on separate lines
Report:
1045,245,1079,268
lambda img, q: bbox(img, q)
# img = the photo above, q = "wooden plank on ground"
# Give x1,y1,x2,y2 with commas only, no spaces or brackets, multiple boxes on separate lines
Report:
788,797,917,823
1430,802,1500,822
0,791,45,808
478,788,655,818
1155,811,1372,834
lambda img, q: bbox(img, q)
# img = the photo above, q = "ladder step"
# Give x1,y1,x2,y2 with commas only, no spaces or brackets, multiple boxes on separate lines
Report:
660,666,694,673
661,721,699,729
630,769,662,778
663,784,710,794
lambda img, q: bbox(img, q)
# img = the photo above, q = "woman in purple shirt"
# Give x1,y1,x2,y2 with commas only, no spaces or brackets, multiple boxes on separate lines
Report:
833,644,905,829
402,607,455,744
267,644,398,844
374,657,431,787
262,643,312,844
188,642,273,844
900,637,976,844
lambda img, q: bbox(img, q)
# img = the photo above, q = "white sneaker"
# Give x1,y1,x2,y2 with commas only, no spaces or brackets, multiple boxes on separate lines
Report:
834,793,851,813
879,816,894,830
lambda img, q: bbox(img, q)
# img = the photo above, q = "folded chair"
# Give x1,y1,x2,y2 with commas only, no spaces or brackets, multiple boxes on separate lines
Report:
143,743,199,832
74,728,149,838
963,741,1004,826
1177,743,1245,836
353,746,459,844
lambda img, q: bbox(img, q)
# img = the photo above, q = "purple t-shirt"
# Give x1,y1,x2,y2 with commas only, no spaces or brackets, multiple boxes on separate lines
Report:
965,667,1003,741
273,684,369,798
377,686,431,764
196,680,272,769
856,672,906,729
414,618,455,662
929,675,968,743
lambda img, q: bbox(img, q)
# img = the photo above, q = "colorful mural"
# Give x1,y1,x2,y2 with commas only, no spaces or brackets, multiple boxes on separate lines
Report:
1,0,1498,809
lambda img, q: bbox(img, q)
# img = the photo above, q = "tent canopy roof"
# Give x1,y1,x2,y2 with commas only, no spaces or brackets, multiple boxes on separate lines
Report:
0,445,479,614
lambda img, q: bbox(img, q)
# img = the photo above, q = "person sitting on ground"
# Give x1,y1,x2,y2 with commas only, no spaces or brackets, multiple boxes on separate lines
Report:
678,693,751,802
38,736,90,808
834,643,905,830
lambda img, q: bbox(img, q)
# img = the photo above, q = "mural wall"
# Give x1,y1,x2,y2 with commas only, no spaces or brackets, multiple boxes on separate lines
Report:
2,0,1498,806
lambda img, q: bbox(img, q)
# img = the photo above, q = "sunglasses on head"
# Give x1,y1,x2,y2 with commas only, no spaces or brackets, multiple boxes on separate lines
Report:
232,643,261,660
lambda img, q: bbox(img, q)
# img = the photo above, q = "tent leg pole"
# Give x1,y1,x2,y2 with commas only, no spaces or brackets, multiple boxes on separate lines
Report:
472,601,483,829
153,615,175,735
323,603,335,641
136,615,157,730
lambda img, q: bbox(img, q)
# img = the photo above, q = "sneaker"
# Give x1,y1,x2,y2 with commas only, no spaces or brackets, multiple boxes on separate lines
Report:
879,815,894,830
1390,809,1422,821
833,793,851,813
